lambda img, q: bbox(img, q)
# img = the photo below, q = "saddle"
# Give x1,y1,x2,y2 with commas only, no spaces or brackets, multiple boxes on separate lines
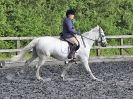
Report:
60,37,80,59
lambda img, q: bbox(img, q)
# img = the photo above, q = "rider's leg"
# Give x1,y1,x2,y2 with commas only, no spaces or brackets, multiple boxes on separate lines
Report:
66,37,79,59
68,43,77,59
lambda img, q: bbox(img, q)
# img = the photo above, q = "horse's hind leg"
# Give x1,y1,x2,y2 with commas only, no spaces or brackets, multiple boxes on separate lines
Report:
61,63,72,80
36,57,51,82
61,63,77,81
25,47,38,66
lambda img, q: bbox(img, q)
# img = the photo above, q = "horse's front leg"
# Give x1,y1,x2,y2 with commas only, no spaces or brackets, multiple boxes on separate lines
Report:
81,58,102,81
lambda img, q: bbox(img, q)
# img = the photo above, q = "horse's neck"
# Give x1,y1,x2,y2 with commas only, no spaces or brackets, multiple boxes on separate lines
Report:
83,31,98,48
84,38,94,48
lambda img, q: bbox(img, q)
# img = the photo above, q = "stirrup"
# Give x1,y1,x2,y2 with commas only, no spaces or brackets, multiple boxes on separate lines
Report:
68,58,77,64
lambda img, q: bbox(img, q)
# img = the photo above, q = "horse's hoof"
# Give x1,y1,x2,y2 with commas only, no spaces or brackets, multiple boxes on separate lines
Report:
61,75,65,80
0,61,5,68
64,61,69,64
62,77,77,81
68,59,76,63
35,65,38,68
92,78,104,82
38,77,51,82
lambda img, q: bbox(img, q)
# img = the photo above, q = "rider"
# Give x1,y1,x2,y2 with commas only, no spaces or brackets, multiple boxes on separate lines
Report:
60,9,80,59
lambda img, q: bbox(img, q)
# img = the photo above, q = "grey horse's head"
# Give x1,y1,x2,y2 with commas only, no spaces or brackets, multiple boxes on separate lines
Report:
96,25,108,47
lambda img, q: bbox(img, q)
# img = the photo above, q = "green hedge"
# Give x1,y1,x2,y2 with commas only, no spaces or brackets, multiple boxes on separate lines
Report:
0,0,133,37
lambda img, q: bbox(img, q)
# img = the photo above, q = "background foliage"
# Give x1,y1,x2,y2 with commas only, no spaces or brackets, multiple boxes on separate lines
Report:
0,0,133,59
0,0,133,37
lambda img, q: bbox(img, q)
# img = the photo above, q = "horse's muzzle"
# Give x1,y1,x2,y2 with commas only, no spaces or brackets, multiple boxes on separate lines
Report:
101,42,107,47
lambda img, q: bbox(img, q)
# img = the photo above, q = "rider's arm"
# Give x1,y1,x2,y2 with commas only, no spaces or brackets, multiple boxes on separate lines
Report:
65,18,80,35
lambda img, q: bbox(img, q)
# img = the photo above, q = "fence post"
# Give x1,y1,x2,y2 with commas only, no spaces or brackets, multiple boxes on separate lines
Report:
120,38,124,55
96,42,100,56
16,39,20,55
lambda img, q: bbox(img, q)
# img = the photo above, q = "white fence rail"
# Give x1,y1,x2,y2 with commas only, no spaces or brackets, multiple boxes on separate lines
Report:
0,35,133,62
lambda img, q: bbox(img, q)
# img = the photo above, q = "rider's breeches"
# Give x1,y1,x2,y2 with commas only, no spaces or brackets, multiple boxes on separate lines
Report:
65,36,79,46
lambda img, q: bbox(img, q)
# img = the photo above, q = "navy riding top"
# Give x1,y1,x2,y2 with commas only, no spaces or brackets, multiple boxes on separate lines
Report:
60,18,80,39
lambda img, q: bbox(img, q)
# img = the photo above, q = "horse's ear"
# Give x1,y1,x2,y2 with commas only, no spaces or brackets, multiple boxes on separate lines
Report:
96,25,100,28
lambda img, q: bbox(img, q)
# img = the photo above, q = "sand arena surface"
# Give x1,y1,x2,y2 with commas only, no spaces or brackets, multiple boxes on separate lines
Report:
0,61,133,99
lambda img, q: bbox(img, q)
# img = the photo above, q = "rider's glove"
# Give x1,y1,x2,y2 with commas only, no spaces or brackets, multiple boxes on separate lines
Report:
76,32,80,35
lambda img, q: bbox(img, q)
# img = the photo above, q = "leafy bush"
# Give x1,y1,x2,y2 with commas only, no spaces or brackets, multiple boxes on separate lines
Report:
0,0,133,36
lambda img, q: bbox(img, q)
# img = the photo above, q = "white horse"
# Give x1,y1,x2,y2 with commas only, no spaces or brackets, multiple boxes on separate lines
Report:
11,25,107,82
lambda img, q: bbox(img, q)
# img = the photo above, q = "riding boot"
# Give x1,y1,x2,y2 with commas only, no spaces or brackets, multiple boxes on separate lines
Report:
68,44,77,59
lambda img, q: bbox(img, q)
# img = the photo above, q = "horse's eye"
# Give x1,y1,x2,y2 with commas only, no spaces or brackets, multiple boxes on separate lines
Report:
102,35,105,37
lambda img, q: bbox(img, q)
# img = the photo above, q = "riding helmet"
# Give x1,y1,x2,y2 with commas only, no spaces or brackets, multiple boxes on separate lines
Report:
66,9,75,17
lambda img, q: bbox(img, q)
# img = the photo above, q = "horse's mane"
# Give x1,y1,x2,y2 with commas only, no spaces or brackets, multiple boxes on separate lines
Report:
82,25,100,36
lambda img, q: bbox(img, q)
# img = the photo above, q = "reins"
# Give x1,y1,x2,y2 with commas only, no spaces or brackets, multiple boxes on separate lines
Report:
80,35,95,41
80,27,103,48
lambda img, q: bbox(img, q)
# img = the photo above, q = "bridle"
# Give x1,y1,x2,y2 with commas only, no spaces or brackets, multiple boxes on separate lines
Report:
80,27,104,47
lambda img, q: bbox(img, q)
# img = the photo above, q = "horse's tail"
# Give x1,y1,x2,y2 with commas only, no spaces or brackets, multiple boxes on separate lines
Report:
11,38,39,62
